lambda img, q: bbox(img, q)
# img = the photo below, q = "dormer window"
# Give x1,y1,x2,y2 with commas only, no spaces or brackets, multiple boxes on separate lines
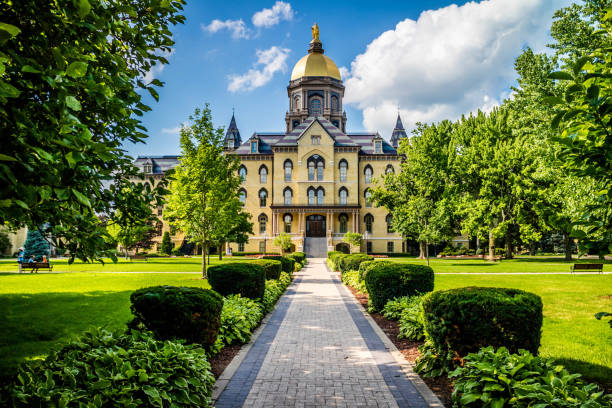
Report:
375,140,382,154
250,140,258,153
311,135,321,145
227,136,234,148
143,164,152,173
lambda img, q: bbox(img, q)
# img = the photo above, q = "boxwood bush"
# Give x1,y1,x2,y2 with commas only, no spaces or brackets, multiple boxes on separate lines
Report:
339,253,372,274
7,329,215,407
289,251,306,264
129,286,223,347
423,287,543,357
327,251,343,270
261,255,294,274
341,269,367,294
251,259,282,279
365,263,434,311
207,262,266,299
358,260,392,281
260,272,292,313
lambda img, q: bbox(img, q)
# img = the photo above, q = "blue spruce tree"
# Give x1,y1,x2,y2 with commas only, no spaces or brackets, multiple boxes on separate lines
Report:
24,229,50,261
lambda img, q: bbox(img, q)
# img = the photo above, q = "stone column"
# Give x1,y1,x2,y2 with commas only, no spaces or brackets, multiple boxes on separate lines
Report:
272,210,277,235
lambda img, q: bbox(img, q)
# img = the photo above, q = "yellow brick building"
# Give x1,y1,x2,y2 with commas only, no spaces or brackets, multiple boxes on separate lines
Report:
135,28,409,256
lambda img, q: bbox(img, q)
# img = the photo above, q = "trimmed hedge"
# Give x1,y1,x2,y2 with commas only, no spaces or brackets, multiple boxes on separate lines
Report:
261,255,294,274
250,259,282,280
327,251,343,270
289,252,306,264
358,260,392,281
129,286,223,347
207,262,266,299
423,287,543,357
338,253,373,274
365,263,434,310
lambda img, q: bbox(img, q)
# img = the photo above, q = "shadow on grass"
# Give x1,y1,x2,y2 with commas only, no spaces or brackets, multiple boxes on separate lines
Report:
449,263,495,267
510,257,612,264
553,357,612,390
0,290,134,379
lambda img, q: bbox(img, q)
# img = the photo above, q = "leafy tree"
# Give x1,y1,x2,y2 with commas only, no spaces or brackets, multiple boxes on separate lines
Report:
23,228,49,260
0,231,11,255
342,232,362,253
165,106,243,278
107,219,155,257
273,233,293,255
161,231,173,255
221,211,253,259
0,1,184,262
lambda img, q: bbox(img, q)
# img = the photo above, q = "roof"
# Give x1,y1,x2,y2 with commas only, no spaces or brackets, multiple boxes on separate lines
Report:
134,156,179,174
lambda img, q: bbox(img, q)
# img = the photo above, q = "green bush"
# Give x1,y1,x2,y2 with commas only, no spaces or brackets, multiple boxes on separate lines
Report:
295,262,303,272
423,287,543,358
207,262,266,299
290,251,306,264
250,259,282,280
214,295,264,352
171,248,183,256
327,251,343,270
365,263,434,311
261,255,294,274
339,253,373,274
382,295,426,341
129,286,223,347
358,260,392,281
259,272,292,313
7,329,215,407
450,346,611,408
341,270,367,294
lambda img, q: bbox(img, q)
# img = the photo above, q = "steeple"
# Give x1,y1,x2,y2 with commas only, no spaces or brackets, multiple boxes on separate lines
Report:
224,112,241,150
390,113,408,148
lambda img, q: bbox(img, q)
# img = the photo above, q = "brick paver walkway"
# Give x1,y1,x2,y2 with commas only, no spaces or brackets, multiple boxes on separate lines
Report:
215,259,435,407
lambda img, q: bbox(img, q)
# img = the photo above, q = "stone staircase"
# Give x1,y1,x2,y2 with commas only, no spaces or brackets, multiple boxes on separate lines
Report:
303,237,328,258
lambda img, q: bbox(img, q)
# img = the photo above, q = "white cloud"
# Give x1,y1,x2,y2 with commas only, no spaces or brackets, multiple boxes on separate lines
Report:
202,19,250,39
228,46,291,92
142,49,175,84
344,0,570,138
252,1,293,28
161,122,187,135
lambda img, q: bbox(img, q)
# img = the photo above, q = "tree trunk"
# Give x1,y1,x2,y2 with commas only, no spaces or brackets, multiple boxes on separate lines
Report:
218,245,222,261
563,233,572,261
426,242,430,267
505,227,513,259
418,241,427,259
201,241,207,279
529,242,536,256
488,229,495,261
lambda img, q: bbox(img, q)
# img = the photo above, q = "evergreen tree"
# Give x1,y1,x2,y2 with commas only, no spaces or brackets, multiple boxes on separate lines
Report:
24,229,49,260
161,231,173,255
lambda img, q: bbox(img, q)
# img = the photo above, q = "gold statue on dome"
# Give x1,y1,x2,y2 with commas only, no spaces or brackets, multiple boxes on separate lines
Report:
311,23,319,41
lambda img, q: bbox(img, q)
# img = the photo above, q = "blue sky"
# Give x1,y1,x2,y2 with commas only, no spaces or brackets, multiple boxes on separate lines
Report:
129,0,570,157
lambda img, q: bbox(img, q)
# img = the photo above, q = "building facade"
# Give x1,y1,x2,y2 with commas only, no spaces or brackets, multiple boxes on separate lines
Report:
135,27,409,255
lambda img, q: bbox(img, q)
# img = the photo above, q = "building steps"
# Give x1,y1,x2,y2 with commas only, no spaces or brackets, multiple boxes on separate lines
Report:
304,237,327,258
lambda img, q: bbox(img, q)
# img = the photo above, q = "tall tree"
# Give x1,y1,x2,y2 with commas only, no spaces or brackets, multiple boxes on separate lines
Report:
164,106,243,278
23,228,50,260
0,1,184,261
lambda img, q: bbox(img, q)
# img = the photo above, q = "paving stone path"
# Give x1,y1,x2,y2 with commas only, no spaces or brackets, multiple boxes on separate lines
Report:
215,258,439,408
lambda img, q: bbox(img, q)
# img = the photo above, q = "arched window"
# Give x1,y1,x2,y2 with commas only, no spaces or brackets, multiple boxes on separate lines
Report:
294,95,301,111
364,165,373,184
308,161,315,181
284,160,292,182
364,214,374,234
284,187,292,205
258,214,268,234
144,164,152,173
239,189,246,204
259,189,268,207
284,213,292,233
292,120,300,130
339,187,348,205
386,214,393,233
307,155,324,181
155,221,163,236
259,165,268,183
239,166,247,182
308,188,315,205
365,189,373,207
317,161,324,181
317,188,324,205
310,98,322,116
385,164,394,175
339,213,348,234
339,160,348,182
311,135,321,145
331,95,338,112
226,136,234,149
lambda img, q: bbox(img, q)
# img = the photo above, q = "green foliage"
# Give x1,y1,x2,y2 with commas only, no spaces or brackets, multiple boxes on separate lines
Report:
250,259,282,280
342,232,363,250
365,263,434,311
358,260,392,281
161,231,173,255
129,286,223,348
23,228,49,260
0,232,10,255
207,262,266,299
7,329,215,407
259,272,292,313
273,233,293,253
341,270,367,294
287,251,305,265
423,287,543,359
214,295,264,352
0,1,183,262
450,346,611,408
327,251,343,270
415,339,456,378
338,253,373,274
382,295,426,341
261,255,294,274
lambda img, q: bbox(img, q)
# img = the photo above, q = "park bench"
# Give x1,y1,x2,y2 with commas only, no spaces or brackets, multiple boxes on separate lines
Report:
571,263,603,274
21,262,53,273
129,255,148,262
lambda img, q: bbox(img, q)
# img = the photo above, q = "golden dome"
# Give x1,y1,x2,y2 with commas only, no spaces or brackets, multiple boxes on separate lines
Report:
290,53,341,81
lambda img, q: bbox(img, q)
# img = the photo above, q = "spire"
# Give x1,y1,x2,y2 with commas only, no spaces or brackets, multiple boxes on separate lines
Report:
390,113,408,148
224,112,241,150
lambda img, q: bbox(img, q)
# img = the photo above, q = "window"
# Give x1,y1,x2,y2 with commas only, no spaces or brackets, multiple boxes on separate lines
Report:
239,189,246,204
317,161,324,181
386,164,394,174
311,135,321,145
284,213,292,233
364,166,373,184
367,242,372,254
259,189,268,207
239,166,247,182
293,120,300,130
386,214,393,233
284,160,292,182
157,206,163,216
339,187,348,205
307,155,324,182
308,188,315,205
387,241,394,253
339,214,348,234
250,140,258,153
364,214,373,234
284,188,292,205
310,98,322,116
332,120,339,128
339,160,347,182
259,166,268,183
375,140,382,154
258,214,268,234
317,188,324,205
294,95,301,111
365,189,372,207
331,95,338,112
144,164,152,173
155,222,163,236
238,242,245,252
226,136,234,149
259,240,266,253
308,161,315,181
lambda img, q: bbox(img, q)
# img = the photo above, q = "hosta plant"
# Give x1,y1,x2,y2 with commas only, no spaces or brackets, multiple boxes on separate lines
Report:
214,294,264,352
382,294,427,340
341,270,367,294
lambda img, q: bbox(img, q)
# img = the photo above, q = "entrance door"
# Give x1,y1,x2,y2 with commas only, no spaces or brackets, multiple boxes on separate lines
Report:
306,214,326,237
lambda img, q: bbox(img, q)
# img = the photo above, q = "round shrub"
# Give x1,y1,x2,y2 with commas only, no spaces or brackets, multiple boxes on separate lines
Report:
250,259,282,279
423,287,543,357
339,253,373,274
358,260,392,281
207,262,266,299
8,329,215,407
365,263,434,310
290,251,306,264
327,251,343,270
261,255,294,274
130,286,223,347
